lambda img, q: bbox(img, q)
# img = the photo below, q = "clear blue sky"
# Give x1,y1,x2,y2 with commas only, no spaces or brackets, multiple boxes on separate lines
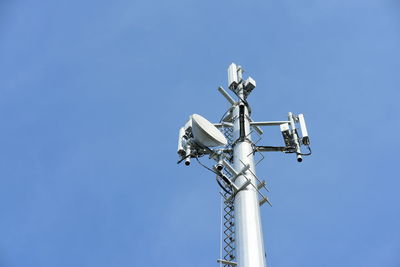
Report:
0,0,399,266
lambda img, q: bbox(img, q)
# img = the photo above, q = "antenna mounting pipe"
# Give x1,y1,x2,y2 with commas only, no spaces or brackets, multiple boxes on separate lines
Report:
218,86,236,105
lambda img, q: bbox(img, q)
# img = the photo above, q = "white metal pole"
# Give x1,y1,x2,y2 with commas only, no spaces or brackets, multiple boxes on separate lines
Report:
233,82,267,267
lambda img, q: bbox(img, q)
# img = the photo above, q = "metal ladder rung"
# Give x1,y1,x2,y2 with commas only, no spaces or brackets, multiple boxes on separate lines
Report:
259,196,272,207
224,178,252,204
217,259,237,266
238,160,270,192
257,180,266,190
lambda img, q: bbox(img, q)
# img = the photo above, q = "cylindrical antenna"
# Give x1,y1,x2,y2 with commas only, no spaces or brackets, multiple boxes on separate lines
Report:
185,145,191,166
288,112,302,161
177,127,185,156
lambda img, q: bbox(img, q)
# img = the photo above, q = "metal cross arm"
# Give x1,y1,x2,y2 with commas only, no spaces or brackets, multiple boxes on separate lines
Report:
218,86,236,105
250,121,290,126
255,146,287,152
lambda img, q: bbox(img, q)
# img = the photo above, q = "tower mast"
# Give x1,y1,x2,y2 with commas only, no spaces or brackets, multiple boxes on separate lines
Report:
177,63,312,267
231,67,266,267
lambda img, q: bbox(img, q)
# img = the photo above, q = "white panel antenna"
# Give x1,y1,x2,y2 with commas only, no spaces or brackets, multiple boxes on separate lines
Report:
298,114,310,145
227,63,239,89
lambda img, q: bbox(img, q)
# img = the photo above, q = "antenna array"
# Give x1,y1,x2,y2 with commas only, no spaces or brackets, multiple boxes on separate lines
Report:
177,63,312,267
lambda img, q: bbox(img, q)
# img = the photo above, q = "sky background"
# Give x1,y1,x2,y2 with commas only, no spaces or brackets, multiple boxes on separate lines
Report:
0,0,399,266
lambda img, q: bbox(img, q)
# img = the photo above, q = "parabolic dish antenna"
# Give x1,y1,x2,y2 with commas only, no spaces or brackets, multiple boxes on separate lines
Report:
191,114,227,147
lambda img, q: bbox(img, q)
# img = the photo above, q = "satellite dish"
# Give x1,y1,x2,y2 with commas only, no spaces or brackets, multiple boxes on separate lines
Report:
191,114,227,147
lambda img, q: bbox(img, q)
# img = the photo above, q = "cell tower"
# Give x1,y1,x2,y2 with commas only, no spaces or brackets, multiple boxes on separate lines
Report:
177,63,312,267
